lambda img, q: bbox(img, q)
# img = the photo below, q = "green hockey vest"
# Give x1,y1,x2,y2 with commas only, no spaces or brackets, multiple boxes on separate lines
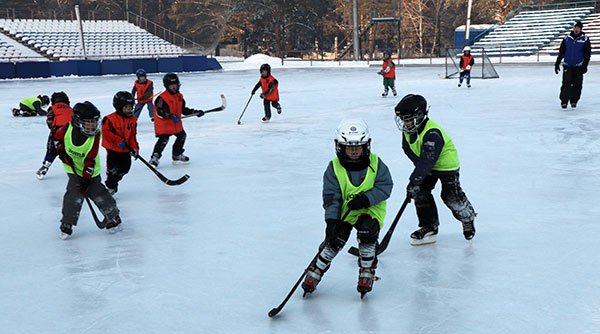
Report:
20,97,40,110
332,153,386,227
62,124,101,177
404,119,460,171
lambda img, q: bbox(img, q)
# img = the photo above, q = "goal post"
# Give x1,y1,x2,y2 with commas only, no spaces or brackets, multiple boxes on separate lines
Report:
445,47,499,79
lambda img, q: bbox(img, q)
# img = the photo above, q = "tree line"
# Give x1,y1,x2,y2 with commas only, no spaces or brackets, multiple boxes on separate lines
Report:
0,0,587,57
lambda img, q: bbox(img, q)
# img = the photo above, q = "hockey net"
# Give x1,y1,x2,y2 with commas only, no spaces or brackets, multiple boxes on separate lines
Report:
445,47,499,79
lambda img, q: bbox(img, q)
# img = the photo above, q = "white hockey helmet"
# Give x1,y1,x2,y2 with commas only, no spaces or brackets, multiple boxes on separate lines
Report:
335,119,371,169
463,46,471,53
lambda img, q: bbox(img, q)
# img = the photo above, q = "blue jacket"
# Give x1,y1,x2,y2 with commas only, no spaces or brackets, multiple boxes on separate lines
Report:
556,32,591,68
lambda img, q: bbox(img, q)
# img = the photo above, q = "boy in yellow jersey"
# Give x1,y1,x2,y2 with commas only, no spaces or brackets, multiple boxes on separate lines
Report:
394,94,476,245
54,101,122,239
302,119,393,298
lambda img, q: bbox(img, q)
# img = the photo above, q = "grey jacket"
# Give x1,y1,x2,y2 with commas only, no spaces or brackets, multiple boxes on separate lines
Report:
322,156,393,221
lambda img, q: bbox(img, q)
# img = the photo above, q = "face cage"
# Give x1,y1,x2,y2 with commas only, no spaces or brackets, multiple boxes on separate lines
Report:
77,117,100,136
395,114,421,134
335,140,370,154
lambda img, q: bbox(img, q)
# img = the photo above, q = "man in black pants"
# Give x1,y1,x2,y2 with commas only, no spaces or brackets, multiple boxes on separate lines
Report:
555,21,591,109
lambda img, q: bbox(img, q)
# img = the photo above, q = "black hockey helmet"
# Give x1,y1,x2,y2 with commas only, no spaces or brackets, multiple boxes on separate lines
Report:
39,95,50,106
135,68,147,77
260,63,271,76
383,50,392,58
163,73,180,93
51,91,69,105
113,91,135,117
394,94,429,134
72,101,100,136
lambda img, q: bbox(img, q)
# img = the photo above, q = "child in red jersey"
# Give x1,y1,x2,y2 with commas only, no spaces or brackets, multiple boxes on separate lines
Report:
101,91,140,195
251,63,282,122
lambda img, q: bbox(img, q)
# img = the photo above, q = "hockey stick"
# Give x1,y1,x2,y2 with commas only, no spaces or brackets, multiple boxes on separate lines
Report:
347,196,411,257
237,95,253,125
137,155,190,186
182,94,227,118
268,210,352,318
85,197,106,229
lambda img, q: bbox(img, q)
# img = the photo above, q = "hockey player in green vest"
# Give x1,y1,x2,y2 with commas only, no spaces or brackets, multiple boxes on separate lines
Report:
53,101,122,239
302,119,393,298
394,94,476,245
12,95,49,117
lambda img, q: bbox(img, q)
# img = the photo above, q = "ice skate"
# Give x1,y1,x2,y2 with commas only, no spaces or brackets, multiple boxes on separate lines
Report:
462,221,476,240
392,88,397,96
261,116,270,122
381,89,389,97
561,103,567,109
467,84,471,88
12,108,21,117
105,216,122,234
276,106,282,114
149,153,160,167
302,264,327,297
36,161,52,180
357,267,377,298
410,226,438,246
458,83,462,87
59,223,72,240
571,103,577,109
172,154,190,165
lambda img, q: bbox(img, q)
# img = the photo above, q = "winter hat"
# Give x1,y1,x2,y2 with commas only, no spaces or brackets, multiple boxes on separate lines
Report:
575,21,583,29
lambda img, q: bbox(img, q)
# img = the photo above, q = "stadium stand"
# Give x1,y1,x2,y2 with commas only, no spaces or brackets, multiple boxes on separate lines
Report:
0,30,47,62
540,12,600,55
0,19,186,61
471,6,594,57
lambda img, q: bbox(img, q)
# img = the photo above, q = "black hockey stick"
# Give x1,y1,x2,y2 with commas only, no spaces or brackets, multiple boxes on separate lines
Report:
237,95,253,125
85,197,106,229
268,210,352,318
182,94,227,118
137,155,190,186
348,196,411,256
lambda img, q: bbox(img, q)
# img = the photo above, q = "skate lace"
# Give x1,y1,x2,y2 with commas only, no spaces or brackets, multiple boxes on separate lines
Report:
462,221,474,232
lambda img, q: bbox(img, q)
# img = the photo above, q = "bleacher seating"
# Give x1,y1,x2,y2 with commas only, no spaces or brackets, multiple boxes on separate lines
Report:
0,30,47,62
0,19,187,61
540,13,600,55
472,7,594,57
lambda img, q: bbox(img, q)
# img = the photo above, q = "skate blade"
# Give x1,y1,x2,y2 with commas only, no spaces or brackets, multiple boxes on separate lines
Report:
107,225,123,234
172,160,190,165
410,235,437,246
59,232,70,240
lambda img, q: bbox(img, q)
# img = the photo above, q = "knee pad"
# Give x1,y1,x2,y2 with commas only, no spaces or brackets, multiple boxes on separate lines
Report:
327,222,351,251
356,218,380,244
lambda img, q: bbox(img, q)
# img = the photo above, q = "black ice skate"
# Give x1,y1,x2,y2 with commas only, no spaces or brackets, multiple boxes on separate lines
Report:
410,226,438,246
381,89,389,97
59,223,73,240
357,267,378,298
36,161,52,180
105,216,122,234
571,103,577,109
276,106,282,114
561,103,568,109
392,88,397,96
302,264,327,297
149,153,160,167
462,221,476,240
172,154,190,165
262,116,270,122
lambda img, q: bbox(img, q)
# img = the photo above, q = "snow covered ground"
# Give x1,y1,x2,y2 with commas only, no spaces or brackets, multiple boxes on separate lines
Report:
1,62,600,333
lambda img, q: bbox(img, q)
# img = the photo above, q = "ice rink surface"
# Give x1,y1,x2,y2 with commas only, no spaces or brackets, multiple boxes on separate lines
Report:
1,61,599,333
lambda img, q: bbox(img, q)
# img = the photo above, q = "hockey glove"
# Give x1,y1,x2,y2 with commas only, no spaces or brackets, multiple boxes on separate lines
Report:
195,109,205,117
130,150,139,160
377,71,382,75
554,63,560,75
406,183,420,199
347,194,370,210
582,66,588,74
169,114,181,123
76,178,91,195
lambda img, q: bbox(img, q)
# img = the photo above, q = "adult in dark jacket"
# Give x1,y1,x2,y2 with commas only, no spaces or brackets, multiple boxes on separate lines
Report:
555,21,591,109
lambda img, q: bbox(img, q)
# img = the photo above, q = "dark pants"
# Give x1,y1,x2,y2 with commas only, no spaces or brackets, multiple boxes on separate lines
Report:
263,99,281,119
459,71,471,84
560,67,584,105
18,103,37,117
134,102,154,119
61,174,119,227
325,215,380,250
152,130,186,158
413,173,476,228
105,150,132,190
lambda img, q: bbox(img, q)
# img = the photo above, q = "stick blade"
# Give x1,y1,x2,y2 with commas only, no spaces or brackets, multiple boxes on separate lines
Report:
347,246,360,256
268,307,281,318
164,174,190,186
220,94,227,109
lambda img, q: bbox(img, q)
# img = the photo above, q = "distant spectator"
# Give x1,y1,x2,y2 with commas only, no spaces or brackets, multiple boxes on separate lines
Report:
555,21,591,109
131,68,154,121
12,95,49,117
